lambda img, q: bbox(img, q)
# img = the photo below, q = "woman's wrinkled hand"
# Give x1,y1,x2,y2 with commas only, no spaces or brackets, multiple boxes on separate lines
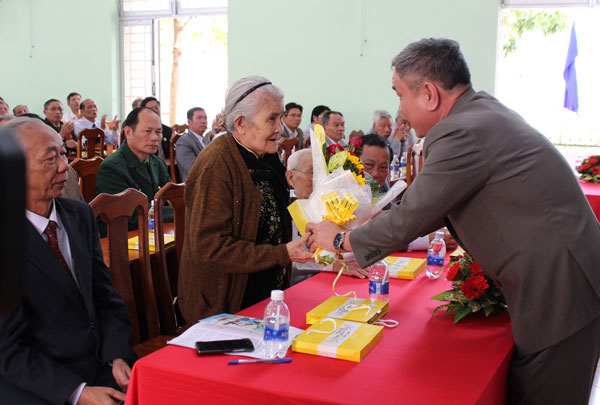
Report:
286,233,313,263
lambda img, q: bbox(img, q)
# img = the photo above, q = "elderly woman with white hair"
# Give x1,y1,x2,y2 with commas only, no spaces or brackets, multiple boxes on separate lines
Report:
178,76,313,323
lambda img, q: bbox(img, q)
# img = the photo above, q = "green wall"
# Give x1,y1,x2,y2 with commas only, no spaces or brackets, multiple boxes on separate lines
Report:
0,0,120,118
229,0,500,134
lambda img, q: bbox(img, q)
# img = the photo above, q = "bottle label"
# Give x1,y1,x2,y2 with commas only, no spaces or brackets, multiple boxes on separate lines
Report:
427,254,444,266
369,280,389,295
264,324,289,342
148,219,154,231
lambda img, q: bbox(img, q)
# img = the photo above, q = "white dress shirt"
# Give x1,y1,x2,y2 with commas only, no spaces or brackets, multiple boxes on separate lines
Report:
74,117,118,145
63,109,80,124
189,129,208,149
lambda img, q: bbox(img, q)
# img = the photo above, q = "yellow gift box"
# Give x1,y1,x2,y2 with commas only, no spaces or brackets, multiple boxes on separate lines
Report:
383,256,426,280
449,246,466,263
306,296,388,325
128,233,175,252
292,318,383,362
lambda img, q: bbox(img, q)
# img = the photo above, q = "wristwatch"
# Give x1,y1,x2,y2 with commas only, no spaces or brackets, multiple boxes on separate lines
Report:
333,231,347,252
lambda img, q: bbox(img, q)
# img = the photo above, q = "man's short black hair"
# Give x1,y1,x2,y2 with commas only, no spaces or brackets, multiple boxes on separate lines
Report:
360,134,393,163
285,102,303,115
310,105,330,123
141,96,160,108
19,113,44,122
187,107,205,120
321,110,343,126
44,99,60,110
66,92,81,103
123,107,158,132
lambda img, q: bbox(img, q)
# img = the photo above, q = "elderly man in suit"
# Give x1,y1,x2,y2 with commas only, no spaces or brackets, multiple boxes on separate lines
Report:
307,38,600,403
96,107,173,232
0,117,136,404
175,107,208,181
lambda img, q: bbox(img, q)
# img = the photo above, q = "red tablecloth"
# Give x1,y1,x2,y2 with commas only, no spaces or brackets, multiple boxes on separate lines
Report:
126,251,514,405
581,179,600,222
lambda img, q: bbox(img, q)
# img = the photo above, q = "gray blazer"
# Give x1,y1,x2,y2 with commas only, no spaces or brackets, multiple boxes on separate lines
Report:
351,88,600,355
176,132,206,181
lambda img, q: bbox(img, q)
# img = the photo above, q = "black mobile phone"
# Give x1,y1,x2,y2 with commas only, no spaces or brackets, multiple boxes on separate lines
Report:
195,338,255,355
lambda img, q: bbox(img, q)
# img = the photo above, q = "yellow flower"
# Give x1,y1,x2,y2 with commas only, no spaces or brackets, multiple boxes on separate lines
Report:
352,171,365,186
347,154,364,170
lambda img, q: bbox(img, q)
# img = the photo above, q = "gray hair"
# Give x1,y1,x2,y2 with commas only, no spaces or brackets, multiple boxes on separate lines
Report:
286,149,312,172
373,109,392,124
2,117,50,149
321,111,343,127
223,75,283,132
391,38,471,91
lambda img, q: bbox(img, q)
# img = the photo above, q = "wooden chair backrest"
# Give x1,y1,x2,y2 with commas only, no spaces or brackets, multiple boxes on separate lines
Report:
153,182,185,334
77,128,105,158
90,188,160,345
69,156,103,203
169,133,182,183
406,144,424,187
172,124,188,135
278,137,299,167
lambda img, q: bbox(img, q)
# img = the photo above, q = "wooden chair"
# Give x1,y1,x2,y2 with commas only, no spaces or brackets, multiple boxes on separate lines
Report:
406,144,424,187
169,133,182,183
153,182,186,334
171,123,188,135
348,130,364,139
278,137,299,167
77,128,105,158
90,188,170,356
69,156,103,203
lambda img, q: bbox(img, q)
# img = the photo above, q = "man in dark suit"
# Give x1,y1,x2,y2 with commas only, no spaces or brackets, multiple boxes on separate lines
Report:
0,117,136,404
141,96,172,159
96,107,172,232
307,38,600,403
175,106,208,181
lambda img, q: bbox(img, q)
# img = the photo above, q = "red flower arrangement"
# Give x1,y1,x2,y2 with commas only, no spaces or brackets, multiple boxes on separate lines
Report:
577,155,600,183
431,253,506,323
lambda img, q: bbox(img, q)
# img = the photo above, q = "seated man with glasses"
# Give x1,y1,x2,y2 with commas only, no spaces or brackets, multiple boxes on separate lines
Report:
43,99,76,151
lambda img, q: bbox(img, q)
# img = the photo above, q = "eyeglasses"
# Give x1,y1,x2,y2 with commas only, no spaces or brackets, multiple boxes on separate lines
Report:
293,169,313,176
48,107,63,111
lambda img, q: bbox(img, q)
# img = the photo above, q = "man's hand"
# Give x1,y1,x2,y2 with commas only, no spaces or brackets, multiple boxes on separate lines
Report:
286,233,313,263
334,260,369,278
429,228,457,251
306,221,343,252
78,386,125,405
111,358,131,392
59,122,75,139
108,115,121,131
302,136,311,148
100,114,107,129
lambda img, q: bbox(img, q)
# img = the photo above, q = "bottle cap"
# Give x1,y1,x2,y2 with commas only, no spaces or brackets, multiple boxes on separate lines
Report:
435,231,445,240
271,290,284,301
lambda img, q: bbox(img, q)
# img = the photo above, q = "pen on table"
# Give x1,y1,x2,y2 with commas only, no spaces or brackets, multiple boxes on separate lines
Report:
228,358,292,365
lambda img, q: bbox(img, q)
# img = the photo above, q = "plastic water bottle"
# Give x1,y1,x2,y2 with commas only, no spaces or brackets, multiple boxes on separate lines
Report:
400,153,407,178
368,260,390,301
148,200,155,244
390,155,400,180
426,231,446,279
263,290,290,359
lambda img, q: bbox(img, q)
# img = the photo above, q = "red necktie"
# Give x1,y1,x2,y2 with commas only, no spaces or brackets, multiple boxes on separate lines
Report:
44,220,78,287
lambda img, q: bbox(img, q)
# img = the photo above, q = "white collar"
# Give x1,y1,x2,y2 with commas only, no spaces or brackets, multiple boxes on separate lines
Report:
26,200,59,236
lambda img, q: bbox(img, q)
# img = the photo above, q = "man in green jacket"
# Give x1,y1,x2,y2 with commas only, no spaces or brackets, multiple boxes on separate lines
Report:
96,107,173,234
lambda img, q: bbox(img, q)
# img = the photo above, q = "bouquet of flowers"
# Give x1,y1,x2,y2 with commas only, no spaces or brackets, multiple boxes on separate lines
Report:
288,125,406,265
577,155,600,183
431,253,506,324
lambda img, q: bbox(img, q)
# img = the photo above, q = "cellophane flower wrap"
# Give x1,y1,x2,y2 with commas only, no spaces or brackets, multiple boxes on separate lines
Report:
431,253,507,323
299,125,406,265
577,155,600,183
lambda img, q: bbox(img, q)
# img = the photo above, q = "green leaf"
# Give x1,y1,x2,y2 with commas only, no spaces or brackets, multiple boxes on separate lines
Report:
454,306,472,324
483,306,495,317
430,290,454,301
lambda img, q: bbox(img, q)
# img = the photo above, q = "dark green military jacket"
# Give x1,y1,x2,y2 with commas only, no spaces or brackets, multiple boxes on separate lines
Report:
96,141,173,235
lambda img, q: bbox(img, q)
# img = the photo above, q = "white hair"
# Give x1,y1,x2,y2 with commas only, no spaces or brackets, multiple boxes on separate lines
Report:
373,109,392,124
223,75,284,132
286,149,312,172
2,117,51,150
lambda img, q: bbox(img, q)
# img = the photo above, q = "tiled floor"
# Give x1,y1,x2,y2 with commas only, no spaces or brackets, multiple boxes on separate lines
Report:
590,361,600,404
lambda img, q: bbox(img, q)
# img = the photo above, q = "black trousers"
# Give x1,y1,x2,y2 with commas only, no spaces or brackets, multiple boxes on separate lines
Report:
507,315,600,404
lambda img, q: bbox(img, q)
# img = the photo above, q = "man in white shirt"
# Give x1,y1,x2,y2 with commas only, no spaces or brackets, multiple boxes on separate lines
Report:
175,107,209,181
322,110,347,146
0,117,136,404
74,99,119,145
63,92,82,123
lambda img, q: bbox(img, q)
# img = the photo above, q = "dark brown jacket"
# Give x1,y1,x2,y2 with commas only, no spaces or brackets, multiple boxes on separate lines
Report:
178,134,290,323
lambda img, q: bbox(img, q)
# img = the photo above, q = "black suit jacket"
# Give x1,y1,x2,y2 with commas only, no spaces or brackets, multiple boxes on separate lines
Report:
161,124,172,158
0,198,136,404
